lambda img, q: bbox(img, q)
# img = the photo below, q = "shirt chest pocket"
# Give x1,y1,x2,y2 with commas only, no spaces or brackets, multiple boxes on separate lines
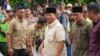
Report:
80,29,86,36
15,23,27,32
45,33,54,42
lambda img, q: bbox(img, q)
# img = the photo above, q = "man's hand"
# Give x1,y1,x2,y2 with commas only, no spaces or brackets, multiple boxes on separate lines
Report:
6,34,13,56
8,48,14,56
38,45,43,56
29,52,33,56
56,41,65,56
38,42,44,56
26,47,33,56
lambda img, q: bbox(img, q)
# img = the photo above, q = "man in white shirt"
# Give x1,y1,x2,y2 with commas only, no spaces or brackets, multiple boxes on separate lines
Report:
38,7,67,56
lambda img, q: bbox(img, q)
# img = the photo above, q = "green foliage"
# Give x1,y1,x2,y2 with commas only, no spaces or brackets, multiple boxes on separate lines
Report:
54,0,98,5
9,0,35,10
9,0,24,10
36,0,46,6
9,0,99,9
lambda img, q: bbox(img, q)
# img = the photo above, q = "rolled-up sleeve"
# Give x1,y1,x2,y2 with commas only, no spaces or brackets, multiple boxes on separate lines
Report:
6,21,15,34
27,25,36,41
55,26,66,42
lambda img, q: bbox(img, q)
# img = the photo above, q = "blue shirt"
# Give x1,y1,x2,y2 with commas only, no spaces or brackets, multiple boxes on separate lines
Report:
57,13,67,29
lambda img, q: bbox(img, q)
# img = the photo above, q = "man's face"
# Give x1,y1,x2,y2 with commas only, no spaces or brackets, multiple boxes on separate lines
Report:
17,9,25,18
36,24,44,29
25,9,31,16
56,9,61,15
45,13,56,24
6,11,13,17
88,11,94,21
83,11,88,18
72,13,82,22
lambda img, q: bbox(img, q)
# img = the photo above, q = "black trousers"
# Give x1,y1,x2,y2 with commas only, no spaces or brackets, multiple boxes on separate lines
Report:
13,49,27,56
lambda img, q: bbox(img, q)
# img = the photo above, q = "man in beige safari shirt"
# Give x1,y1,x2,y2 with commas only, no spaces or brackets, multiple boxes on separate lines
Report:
6,7,28,56
38,7,67,56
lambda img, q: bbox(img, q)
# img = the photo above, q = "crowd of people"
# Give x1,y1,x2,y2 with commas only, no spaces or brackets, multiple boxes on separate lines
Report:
0,0,100,56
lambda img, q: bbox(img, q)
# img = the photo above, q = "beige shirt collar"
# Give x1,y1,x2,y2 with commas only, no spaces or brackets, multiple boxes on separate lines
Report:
48,19,58,28
16,17,24,22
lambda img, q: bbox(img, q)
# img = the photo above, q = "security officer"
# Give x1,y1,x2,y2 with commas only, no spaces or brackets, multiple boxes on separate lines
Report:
71,6,92,56
6,6,28,56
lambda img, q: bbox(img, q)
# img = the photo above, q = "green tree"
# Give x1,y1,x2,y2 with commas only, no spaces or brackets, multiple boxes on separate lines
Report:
9,0,99,9
9,0,35,10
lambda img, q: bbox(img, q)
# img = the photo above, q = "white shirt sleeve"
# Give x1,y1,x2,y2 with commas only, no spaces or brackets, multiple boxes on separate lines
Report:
55,26,66,42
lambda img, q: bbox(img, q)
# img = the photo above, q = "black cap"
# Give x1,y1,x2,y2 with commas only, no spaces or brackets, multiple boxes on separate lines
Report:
45,7,56,13
72,6,83,13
